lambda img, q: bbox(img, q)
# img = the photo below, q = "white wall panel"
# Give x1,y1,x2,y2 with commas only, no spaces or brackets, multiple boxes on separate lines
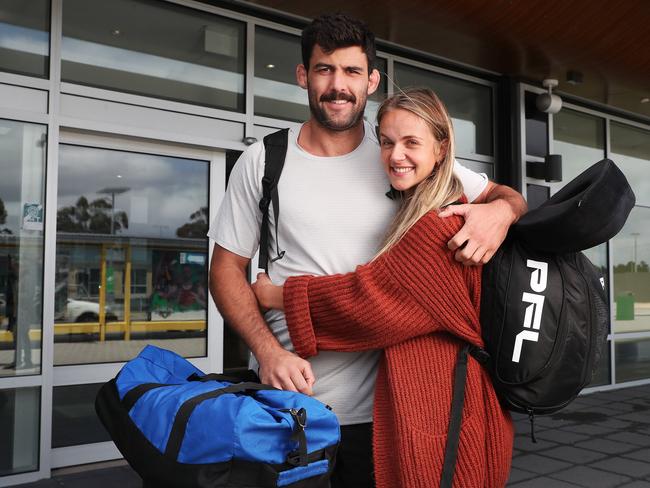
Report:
0,83,48,115
59,94,245,149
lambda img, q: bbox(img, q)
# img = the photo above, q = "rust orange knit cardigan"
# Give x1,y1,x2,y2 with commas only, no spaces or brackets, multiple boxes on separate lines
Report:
283,211,513,488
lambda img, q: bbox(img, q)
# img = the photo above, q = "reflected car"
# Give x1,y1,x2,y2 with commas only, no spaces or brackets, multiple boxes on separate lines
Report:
65,298,117,323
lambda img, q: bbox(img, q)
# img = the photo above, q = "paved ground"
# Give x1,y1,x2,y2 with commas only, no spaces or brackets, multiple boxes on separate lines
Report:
9,384,650,488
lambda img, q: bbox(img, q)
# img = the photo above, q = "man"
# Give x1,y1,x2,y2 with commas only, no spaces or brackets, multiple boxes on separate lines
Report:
209,13,526,487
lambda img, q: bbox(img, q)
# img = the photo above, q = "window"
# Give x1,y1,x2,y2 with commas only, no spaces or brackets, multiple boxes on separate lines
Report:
0,0,50,78
394,63,493,157
609,122,650,382
52,384,109,447
615,337,650,383
55,144,210,365
611,122,650,207
612,207,650,334
610,123,650,344
62,0,246,111
553,110,609,300
525,91,548,158
254,27,307,122
553,109,605,184
0,119,46,376
131,268,148,295
0,387,40,476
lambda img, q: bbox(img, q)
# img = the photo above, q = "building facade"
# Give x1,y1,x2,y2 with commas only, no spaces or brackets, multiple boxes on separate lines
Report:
0,0,648,484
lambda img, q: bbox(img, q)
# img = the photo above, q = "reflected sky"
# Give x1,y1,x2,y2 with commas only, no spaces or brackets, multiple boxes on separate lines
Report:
553,140,605,184
61,36,243,94
0,119,47,235
254,77,307,106
0,22,48,55
611,152,650,207
0,22,246,95
57,145,208,239
612,208,650,267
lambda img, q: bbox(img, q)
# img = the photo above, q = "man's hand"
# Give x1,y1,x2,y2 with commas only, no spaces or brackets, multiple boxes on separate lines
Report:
439,199,515,265
439,182,527,265
256,344,316,395
252,273,284,311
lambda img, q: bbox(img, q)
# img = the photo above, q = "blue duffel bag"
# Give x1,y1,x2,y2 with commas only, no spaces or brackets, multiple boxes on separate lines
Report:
95,345,339,488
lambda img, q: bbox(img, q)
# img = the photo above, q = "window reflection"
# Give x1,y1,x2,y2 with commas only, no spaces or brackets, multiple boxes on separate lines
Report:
254,27,308,122
610,122,650,345
55,144,209,365
611,122,650,207
394,63,493,157
615,337,650,383
52,383,111,447
612,207,650,335
0,0,50,78
553,109,605,183
0,119,46,376
62,0,245,111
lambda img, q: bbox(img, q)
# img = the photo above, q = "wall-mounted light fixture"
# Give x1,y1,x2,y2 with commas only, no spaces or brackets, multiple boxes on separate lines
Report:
536,79,562,114
242,136,258,145
527,154,562,182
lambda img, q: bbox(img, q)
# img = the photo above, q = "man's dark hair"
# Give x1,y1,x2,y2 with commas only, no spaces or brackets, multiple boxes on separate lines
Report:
301,13,376,71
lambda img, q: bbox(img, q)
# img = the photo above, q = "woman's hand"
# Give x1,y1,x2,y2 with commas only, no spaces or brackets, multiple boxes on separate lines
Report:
252,273,285,311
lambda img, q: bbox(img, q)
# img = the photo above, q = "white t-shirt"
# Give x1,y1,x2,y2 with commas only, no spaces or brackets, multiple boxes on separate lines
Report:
208,120,488,425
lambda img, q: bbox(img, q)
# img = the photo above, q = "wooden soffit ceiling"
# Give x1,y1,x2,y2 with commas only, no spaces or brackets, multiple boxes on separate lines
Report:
243,0,650,119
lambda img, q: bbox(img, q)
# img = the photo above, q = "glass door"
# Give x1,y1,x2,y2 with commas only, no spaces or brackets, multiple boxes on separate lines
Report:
0,118,47,482
50,132,225,467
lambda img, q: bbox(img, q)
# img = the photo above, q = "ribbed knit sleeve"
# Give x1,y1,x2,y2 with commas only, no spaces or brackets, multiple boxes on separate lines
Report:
283,212,482,358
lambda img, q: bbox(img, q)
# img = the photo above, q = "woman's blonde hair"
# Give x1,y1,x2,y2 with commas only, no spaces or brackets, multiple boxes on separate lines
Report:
375,87,463,257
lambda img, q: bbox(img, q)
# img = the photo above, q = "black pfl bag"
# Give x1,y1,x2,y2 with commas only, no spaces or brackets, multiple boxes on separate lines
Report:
440,159,635,487
479,238,609,418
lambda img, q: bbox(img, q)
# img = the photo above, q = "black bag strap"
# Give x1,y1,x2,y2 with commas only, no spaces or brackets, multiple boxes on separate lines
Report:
187,370,260,384
121,383,175,412
164,382,277,459
280,407,309,467
259,129,289,273
440,344,490,488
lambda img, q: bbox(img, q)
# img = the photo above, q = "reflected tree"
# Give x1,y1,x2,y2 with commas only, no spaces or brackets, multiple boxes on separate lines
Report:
614,261,649,273
0,197,11,235
176,206,208,238
57,196,129,234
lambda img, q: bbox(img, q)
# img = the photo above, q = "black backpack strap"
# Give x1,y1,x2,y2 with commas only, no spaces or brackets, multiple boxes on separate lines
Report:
259,129,289,273
440,344,490,488
187,370,260,384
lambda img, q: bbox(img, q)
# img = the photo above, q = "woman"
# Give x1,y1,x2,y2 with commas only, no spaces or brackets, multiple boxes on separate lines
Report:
253,88,513,487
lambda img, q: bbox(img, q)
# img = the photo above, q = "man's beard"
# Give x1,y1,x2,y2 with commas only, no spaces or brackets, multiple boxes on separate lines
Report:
308,89,367,131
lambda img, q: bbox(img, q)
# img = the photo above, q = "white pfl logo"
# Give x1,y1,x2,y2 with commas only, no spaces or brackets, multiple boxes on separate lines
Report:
512,259,548,363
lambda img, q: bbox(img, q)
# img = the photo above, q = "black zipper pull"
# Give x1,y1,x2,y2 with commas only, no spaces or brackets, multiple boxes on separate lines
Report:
528,409,537,443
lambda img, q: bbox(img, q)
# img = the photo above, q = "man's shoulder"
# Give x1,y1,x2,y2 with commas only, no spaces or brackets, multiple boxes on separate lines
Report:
243,138,266,161
229,140,266,181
